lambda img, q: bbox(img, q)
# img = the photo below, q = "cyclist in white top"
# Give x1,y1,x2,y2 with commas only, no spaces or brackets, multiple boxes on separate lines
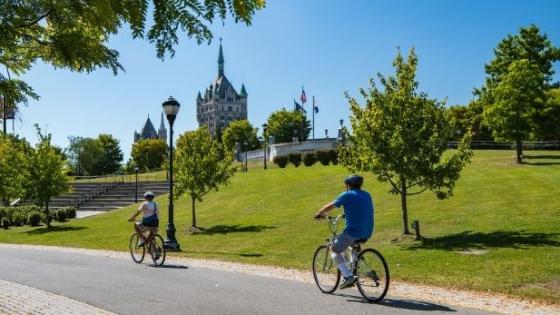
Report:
128,191,159,245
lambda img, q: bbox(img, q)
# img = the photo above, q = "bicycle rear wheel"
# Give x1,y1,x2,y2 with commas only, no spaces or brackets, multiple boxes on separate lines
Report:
129,233,145,263
312,245,340,293
355,248,389,302
149,234,166,266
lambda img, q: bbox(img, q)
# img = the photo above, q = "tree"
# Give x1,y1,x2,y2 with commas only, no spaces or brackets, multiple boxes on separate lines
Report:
340,49,472,235
266,108,311,143
25,125,70,228
131,138,167,170
445,105,470,140
221,120,259,152
0,0,264,113
96,134,123,175
174,127,236,231
0,135,30,205
534,88,560,140
484,60,545,163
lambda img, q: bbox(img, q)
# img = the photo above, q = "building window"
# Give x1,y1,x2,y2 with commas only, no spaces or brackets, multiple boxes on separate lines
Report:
228,106,232,112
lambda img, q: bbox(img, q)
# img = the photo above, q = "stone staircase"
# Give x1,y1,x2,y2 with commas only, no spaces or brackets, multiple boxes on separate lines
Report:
25,181,169,212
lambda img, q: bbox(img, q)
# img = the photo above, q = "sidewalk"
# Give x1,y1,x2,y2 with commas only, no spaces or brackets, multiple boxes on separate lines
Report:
0,279,115,315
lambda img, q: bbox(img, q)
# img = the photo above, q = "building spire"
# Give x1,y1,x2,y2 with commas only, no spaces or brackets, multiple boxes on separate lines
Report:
160,112,165,129
218,37,224,77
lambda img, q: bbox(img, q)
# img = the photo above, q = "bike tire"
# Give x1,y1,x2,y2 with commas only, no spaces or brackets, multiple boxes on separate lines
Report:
129,233,145,263
312,245,340,293
149,234,166,266
355,248,390,302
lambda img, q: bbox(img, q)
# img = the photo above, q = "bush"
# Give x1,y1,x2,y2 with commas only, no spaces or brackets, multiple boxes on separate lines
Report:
1,217,10,229
328,149,338,165
288,153,302,167
302,152,317,166
55,209,67,222
10,211,27,226
27,211,43,226
316,150,330,165
61,207,77,219
273,155,288,168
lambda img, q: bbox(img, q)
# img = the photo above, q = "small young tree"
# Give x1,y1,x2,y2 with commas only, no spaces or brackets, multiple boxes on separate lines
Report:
484,60,545,163
174,127,236,232
26,126,70,228
221,120,260,152
0,135,29,205
340,49,472,235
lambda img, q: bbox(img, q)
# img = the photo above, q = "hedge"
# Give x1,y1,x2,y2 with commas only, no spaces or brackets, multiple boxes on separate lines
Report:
302,152,317,166
273,156,289,168
288,153,302,167
316,150,330,165
0,205,77,228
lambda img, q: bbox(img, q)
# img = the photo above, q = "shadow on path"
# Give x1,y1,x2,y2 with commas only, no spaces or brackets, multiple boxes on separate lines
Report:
407,230,560,251
149,264,189,269
333,293,456,312
196,224,275,235
25,226,87,235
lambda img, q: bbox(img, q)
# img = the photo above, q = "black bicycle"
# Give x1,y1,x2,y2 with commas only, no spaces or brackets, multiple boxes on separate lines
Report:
312,214,389,302
129,229,166,266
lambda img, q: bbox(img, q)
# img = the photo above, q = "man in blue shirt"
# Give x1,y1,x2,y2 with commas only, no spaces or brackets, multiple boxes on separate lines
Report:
314,174,374,289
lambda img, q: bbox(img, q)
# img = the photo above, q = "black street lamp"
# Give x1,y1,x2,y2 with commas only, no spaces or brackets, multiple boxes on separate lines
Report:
162,96,180,251
325,129,329,139
262,123,268,170
134,166,139,203
244,141,248,172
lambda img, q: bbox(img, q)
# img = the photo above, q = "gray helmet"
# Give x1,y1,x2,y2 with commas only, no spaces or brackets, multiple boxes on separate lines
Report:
144,191,155,198
344,174,363,186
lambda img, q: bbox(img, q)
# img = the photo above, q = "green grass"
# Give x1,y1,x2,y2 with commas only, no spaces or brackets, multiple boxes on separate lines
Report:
1,150,559,303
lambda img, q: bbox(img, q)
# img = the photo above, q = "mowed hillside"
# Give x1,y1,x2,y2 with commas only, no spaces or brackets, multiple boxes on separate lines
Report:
1,150,559,303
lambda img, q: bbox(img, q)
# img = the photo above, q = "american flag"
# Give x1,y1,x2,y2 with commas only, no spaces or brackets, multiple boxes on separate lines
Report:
300,87,307,104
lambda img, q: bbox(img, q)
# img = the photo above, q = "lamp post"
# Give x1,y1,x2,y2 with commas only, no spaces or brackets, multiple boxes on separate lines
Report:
162,96,180,251
244,141,248,172
262,123,268,170
325,129,329,139
134,166,139,203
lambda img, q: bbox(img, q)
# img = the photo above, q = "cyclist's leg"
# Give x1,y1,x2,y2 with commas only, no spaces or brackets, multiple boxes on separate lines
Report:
330,232,356,278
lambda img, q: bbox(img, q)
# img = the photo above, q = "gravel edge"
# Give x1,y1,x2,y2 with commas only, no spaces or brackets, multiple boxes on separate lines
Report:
1,243,558,315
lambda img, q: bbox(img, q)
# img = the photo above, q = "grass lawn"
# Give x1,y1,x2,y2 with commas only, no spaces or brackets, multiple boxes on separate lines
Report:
1,150,559,303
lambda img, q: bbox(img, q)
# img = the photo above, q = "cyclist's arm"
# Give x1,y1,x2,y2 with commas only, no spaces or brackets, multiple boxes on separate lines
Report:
316,201,336,217
128,203,145,222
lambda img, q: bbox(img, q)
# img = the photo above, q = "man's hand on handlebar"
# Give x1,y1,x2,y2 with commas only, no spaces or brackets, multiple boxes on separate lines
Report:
314,212,326,220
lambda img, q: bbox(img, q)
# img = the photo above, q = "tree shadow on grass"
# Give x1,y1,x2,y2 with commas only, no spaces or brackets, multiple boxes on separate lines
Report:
195,224,275,235
407,230,560,251
522,154,560,165
193,251,263,258
25,226,87,235
333,293,456,311
524,155,560,160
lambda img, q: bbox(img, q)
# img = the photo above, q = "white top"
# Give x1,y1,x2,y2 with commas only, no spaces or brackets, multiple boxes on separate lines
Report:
138,201,157,218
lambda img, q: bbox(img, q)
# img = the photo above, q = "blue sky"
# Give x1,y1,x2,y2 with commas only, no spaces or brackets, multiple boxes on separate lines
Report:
11,0,560,160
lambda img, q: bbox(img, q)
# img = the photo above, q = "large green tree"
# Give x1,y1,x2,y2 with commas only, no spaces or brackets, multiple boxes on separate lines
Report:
25,126,70,228
131,138,167,170
96,134,123,175
174,127,235,232
534,88,560,141
266,108,311,143
340,49,472,235
221,120,259,152
0,0,264,114
0,135,30,205
484,60,545,163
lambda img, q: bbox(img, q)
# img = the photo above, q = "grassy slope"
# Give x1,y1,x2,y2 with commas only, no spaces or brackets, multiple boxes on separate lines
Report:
1,151,559,303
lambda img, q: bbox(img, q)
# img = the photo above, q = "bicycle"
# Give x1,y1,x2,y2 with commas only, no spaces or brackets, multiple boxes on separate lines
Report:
129,228,166,266
312,214,390,302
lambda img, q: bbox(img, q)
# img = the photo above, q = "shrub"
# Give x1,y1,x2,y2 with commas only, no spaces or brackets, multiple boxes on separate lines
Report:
316,150,330,165
61,207,77,219
10,211,27,226
55,209,67,222
1,217,9,229
302,152,317,166
27,211,43,226
328,149,338,165
288,153,302,167
273,155,288,168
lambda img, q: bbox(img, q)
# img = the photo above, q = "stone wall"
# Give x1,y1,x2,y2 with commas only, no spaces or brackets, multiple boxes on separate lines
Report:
236,138,338,162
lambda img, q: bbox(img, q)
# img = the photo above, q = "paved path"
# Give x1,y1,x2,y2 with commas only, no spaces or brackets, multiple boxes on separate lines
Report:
0,246,499,315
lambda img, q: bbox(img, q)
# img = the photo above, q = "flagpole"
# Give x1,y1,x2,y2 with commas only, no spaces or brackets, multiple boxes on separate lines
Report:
312,96,315,140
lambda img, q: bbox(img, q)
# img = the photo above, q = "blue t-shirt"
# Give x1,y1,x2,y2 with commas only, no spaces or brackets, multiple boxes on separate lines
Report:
334,189,374,239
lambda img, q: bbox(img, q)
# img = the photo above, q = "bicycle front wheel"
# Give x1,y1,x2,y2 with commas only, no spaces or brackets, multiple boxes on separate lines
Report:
355,248,390,302
149,234,166,266
312,245,340,293
129,233,145,263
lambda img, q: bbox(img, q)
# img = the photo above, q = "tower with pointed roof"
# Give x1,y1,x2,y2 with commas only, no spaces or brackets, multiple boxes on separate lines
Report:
134,113,167,143
196,39,248,137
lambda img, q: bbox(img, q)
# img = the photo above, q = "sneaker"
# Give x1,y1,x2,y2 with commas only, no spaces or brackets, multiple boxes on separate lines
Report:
138,239,145,247
339,276,358,289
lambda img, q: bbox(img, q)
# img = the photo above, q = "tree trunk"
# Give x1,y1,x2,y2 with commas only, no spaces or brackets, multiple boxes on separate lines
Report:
401,182,411,235
45,201,51,228
516,138,523,164
191,195,197,228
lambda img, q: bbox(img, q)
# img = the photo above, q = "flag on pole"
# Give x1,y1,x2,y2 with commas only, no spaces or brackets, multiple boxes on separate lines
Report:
300,86,307,104
294,100,305,113
313,99,319,113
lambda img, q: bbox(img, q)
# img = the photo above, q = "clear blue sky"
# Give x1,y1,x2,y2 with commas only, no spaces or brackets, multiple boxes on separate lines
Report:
12,0,560,160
